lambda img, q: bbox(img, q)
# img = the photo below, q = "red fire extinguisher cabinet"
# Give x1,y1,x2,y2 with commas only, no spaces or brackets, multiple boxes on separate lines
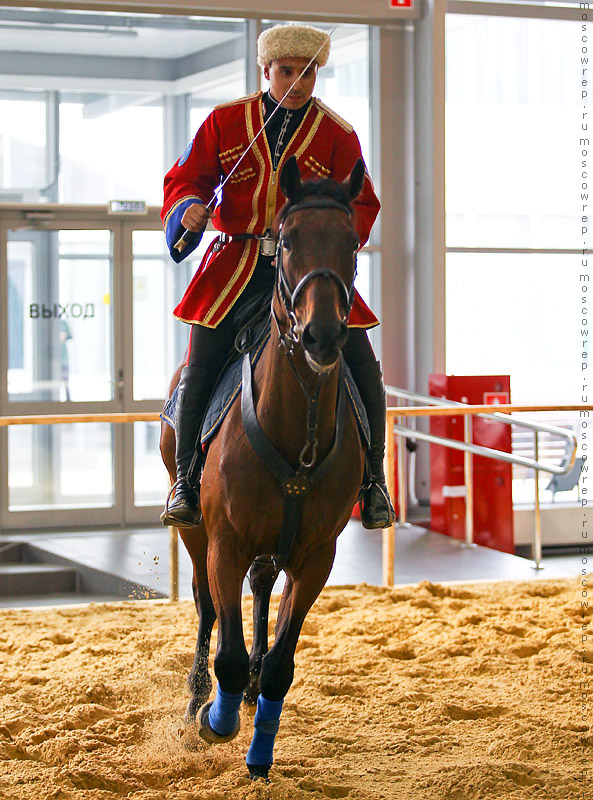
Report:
429,375,514,554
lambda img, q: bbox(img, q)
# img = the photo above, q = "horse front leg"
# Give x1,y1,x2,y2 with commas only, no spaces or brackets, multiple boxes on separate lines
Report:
197,537,251,745
179,523,216,722
246,541,336,781
244,557,279,706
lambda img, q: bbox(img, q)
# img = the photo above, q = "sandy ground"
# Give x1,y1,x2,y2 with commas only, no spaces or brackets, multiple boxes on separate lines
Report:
0,577,590,800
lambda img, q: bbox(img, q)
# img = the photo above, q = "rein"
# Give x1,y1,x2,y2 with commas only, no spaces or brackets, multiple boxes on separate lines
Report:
240,193,356,573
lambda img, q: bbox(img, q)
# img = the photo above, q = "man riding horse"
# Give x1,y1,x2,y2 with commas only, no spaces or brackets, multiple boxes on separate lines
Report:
160,23,394,531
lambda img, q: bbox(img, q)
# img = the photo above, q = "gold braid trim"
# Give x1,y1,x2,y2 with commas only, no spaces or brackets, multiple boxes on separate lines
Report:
306,155,330,176
202,242,254,325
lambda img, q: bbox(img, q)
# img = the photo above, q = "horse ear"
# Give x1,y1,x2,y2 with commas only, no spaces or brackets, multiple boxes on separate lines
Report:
280,156,302,201
343,158,365,202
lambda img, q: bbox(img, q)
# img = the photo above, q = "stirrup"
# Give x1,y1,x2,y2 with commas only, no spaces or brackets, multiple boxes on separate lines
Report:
160,479,202,528
359,481,395,530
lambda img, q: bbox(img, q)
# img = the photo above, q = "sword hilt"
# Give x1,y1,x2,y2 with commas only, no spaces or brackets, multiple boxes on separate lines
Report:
174,227,195,253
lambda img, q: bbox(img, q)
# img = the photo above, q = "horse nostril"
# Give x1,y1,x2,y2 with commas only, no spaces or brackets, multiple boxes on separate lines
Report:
302,323,319,352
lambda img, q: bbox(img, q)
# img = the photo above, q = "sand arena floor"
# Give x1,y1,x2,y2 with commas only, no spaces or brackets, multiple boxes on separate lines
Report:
0,577,590,800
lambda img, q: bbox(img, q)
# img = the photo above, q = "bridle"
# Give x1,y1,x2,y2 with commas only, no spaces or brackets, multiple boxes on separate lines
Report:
272,195,357,358
266,193,359,471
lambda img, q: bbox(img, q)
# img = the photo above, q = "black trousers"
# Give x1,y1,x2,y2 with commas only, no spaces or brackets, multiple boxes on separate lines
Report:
186,256,377,389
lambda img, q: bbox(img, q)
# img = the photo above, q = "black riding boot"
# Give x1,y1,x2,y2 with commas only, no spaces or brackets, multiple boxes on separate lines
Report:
161,366,211,528
355,361,396,530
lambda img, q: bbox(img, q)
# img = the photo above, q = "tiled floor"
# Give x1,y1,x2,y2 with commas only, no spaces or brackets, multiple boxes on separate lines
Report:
0,519,580,606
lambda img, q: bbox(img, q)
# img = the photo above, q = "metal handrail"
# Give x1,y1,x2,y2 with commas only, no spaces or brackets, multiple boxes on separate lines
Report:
386,386,577,475
388,422,574,474
382,386,584,580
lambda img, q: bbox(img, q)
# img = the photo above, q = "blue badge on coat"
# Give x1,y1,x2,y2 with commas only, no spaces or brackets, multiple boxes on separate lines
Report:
178,139,193,166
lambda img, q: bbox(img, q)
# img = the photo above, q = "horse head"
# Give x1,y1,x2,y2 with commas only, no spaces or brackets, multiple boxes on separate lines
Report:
274,156,365,372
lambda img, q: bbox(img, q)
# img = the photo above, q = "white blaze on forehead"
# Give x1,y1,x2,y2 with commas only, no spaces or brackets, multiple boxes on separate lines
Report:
257,24,331,68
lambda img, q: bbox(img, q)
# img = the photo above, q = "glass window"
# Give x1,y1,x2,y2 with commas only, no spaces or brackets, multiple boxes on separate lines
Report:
315,25,370,164
7,230,113,403
8,423,114,510
355,252,372,308
445,15,583,408
445,16,581,249
59,96,164,204
189,24,247,133
445,253,582,404
0,91,47,194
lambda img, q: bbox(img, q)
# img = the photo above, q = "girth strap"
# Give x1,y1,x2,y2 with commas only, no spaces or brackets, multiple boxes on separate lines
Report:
241,353,347,572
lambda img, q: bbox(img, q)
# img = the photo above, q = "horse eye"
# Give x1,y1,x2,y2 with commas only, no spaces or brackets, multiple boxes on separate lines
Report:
281,237,291,251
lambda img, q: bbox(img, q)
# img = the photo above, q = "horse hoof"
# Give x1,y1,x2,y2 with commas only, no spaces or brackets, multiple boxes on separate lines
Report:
248,764,271,782
197,701,241,744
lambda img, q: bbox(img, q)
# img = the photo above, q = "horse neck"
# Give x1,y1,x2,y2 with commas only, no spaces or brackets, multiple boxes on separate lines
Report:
255,327,341,467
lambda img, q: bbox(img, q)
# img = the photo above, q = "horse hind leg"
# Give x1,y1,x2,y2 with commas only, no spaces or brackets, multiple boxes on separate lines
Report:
244,557,279,707
179,524,216,723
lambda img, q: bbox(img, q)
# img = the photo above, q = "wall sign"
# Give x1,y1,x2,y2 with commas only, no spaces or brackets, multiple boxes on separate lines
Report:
108,200,147,215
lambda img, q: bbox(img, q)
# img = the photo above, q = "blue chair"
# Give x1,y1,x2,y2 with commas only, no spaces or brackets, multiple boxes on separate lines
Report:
546,457,584,502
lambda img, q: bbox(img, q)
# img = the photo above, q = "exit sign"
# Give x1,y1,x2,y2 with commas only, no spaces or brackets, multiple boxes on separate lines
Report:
390,0,413,6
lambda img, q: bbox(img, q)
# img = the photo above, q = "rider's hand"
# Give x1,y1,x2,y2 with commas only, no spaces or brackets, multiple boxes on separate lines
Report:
181,203,211,232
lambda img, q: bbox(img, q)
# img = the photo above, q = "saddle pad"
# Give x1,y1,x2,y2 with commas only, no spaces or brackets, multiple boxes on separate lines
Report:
160,346,370,450
160,335,269,447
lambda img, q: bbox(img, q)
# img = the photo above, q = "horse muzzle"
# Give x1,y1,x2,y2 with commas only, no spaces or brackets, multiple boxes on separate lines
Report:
301,319,349,370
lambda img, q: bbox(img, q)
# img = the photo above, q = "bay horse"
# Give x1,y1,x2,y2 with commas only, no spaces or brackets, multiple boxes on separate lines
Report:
160,156,366,781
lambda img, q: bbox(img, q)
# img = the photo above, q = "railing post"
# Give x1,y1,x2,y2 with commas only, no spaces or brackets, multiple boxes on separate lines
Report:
169,525,179,602
397,415,406,525
396,413,411,529
382,411,395,587
532,431,544,570
462,415,476,548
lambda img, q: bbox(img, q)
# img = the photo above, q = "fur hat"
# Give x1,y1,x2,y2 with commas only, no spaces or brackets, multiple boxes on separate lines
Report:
257,24,331,68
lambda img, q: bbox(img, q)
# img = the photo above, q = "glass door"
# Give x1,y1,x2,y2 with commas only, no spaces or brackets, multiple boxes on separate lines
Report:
1,217,124,528
0,206,217,529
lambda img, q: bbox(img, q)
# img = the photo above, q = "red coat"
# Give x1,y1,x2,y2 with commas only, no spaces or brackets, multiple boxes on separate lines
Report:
162,91,380,329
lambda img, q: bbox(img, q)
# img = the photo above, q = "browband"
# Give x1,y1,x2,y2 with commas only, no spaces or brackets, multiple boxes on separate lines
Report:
281,196,352,221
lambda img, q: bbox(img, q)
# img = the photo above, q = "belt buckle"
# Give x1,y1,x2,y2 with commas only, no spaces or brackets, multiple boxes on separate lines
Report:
213,233,229,252
259,236,276,257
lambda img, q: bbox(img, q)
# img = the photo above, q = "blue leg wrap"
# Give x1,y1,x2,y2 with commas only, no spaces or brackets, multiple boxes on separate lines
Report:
246,695,284,767
207,687,243,736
